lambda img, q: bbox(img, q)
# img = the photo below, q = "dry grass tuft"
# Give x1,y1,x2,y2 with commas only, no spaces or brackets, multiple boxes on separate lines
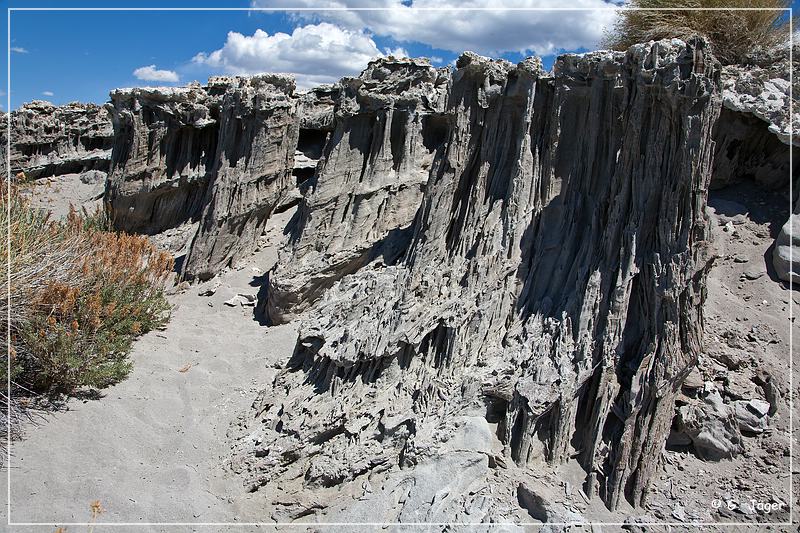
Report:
603,0,793,65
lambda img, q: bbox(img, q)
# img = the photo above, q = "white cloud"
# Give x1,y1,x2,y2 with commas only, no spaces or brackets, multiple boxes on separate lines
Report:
42,91,54,96
384,46,409,58
253,0,617,57
133,64,180,83
192,23,388,89
11,47,28,54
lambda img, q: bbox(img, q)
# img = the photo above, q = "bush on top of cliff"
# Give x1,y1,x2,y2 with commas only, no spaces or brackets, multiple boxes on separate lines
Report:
1,185,173,396
604,0,792,65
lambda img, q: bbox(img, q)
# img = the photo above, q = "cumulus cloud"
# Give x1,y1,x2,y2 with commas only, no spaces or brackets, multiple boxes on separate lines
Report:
192,23,388,89
253,0,617,57
11,47,28,54
384,46,409,58
42,91,54,96
133,64,180,83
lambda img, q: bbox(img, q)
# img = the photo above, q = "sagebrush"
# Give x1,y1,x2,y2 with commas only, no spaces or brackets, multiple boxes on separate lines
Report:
604,0,792,65
1,185,173,399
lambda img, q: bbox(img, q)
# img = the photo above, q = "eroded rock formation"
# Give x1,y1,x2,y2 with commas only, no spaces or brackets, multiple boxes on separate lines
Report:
6,101,113,180
232,39,722,514
711,47,797,191
266,57,450,322
106,75,300,279
183,75,299,280
106,84,219,235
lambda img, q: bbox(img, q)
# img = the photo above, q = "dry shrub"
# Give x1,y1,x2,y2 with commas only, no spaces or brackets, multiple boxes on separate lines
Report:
1,184,173,398
603,0,793,65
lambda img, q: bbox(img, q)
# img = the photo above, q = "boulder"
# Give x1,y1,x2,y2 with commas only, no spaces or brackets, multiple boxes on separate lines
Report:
517,482,587,528
673,384,745,460
773,213,800,283
733,399,771,434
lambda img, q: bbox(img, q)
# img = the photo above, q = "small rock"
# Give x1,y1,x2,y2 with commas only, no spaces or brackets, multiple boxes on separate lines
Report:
79,169,107,184
742,270,764,281
733,399,770,434
682,366,704,390
166,281,190,295
747,399,771,417
198,278,222,296
672,384,744,460
724,373,757,400
225,293,258,307
238,294,257,306
671,503,686,521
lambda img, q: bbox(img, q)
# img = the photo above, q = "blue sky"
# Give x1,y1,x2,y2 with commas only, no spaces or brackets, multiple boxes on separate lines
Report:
2,0,797,110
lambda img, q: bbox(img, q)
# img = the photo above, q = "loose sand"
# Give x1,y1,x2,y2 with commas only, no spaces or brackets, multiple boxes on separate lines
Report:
2,210,298,532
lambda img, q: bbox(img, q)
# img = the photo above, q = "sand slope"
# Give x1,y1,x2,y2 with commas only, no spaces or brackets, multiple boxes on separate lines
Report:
2,212,297,531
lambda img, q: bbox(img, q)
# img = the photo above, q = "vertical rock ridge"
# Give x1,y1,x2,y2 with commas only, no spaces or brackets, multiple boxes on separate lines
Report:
106,84,220,235
233,39,722,511
182,75,299,280
266,57,451,323
106,75,300,279
507,41,720,509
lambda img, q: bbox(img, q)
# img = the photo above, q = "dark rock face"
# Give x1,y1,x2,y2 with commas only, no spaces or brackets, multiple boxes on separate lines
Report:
711,52,797,191
233,39,722,511
711,107,796,190
106,84,219,235
6,101,113,180
106,75,300,280
266,58,451,323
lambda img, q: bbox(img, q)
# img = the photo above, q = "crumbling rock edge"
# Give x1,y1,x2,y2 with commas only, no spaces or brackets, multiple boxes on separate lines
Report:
4,100,113,181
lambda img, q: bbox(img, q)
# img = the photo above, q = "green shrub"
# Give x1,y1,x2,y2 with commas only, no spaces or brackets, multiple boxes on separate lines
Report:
603,0,793,65
1,185,173,395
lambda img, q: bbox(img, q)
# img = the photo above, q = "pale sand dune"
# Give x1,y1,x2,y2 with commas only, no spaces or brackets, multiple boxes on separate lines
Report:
2,212,298,530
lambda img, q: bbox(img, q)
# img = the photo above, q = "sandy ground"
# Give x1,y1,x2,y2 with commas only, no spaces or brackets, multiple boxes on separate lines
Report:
642,183,798,526
20,172,106,219
1,210,298,532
